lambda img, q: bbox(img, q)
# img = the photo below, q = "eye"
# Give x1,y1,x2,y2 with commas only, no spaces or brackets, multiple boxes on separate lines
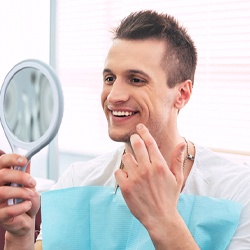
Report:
130,77,146,86
104,75,115,85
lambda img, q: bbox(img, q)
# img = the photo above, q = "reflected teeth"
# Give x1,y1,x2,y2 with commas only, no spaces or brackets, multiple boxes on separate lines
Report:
112,111,133,117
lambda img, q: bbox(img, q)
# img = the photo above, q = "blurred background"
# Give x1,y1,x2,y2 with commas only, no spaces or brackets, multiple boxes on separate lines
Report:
0,0,249,184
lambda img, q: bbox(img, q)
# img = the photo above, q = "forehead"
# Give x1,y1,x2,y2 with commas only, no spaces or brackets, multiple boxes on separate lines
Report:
104,39,166,75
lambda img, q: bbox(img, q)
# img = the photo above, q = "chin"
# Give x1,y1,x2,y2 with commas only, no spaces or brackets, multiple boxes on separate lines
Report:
109,134,130,143
108,129,133,143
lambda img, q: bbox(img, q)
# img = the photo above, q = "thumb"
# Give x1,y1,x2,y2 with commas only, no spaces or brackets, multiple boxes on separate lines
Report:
170,142,186,188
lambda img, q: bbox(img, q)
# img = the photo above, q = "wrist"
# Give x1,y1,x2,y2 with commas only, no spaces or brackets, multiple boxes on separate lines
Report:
146,210,199,250
146,210,179,242
4,221,35,250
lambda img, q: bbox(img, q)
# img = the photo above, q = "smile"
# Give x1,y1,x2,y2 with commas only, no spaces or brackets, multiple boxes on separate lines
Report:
112,111,135,117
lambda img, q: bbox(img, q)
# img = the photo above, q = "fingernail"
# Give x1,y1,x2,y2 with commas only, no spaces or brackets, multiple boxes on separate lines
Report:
136,123,143,130
17,157,24,163
28,189,35,197
29,177,36,187
27,201,32,209
181,145,186,153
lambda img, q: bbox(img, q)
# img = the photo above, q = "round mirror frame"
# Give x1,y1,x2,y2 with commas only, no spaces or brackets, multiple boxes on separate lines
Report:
0,59,64,160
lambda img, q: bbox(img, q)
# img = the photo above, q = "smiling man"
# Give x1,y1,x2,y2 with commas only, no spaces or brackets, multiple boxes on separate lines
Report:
102,39,180,146
1,10,250,250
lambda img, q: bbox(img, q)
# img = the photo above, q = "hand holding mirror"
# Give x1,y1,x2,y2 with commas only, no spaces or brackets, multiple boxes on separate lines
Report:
0,59,64,205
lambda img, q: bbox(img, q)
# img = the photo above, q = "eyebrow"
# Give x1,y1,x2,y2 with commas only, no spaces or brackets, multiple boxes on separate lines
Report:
126,69,150,78
103,68,150,79
103,68,112,75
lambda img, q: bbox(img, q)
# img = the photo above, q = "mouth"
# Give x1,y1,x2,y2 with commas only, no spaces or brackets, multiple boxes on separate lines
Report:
112,110,137,117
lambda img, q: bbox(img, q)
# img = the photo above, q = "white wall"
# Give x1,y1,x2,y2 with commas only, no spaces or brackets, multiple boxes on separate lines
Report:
0,0,50,178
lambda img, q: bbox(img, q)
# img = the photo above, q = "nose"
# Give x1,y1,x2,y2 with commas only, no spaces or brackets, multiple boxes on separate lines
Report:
107,79,129,104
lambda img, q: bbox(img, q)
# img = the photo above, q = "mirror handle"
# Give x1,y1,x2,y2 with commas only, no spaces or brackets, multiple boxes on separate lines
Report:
7,164,28,205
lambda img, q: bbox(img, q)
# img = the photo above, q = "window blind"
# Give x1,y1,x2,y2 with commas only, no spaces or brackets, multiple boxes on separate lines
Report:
54,0,250,156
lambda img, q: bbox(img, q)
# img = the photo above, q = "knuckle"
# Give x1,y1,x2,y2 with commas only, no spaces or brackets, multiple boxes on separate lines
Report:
154,160,166,173
0,186,10,199
132,139,144,149
0,168,10,180
122,184,132,196
0,155,7,168
0,155,13,169
140,167,151,179
145,137,155,147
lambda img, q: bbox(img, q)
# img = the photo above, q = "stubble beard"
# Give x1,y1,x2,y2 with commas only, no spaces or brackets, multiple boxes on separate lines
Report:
108,127,136,143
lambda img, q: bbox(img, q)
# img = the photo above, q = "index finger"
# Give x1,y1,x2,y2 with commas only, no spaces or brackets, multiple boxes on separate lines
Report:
0,154,27,170
135,123,165,163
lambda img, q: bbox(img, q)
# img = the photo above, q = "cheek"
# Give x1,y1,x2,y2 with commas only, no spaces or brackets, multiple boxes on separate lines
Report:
101,87,108,108
152,94,173,116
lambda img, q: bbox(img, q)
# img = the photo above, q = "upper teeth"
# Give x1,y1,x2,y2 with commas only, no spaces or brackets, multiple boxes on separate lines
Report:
112,111,133,116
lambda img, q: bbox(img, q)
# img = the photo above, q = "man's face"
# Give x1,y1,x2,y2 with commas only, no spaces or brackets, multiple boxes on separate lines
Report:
101,39,178,144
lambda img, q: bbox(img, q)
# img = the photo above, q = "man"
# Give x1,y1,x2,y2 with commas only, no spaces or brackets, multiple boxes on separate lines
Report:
0,10,250,249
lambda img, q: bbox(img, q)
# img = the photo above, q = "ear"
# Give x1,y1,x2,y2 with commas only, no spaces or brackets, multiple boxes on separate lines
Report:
174,80,192,110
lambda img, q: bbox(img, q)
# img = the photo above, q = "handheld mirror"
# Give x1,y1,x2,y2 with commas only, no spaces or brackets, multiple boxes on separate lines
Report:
0,59,64,205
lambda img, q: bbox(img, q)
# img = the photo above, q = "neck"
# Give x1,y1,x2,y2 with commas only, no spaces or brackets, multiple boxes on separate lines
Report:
124,133,183,164
124,134,195,179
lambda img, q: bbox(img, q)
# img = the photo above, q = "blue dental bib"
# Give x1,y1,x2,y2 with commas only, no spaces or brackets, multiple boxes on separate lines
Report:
41,186,241,250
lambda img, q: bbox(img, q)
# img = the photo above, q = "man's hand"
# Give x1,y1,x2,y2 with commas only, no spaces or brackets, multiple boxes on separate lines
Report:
0,152,40,249
115,124,199,249
115,123,185,228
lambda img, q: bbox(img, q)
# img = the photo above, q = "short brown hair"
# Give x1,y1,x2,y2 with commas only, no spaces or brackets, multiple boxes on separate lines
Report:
113,10,197,88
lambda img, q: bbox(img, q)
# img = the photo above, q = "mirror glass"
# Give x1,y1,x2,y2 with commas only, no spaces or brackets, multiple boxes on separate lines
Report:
4,67,53,143
0,59,64,161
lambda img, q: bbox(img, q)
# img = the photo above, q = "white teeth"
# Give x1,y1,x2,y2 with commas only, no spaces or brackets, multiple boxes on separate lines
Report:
112,111,133,117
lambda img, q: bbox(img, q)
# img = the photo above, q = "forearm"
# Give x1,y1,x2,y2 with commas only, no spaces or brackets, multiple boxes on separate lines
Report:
4,220,35,250
148,211,200,250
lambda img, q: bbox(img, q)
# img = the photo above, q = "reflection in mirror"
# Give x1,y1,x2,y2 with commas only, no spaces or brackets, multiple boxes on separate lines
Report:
4,67,53,143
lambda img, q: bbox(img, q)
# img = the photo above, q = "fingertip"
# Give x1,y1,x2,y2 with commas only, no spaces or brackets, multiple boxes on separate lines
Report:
27,200,32,209
14,155,28,167
17,156,25,164
180,143,186,155
136,123,144,131
172,142,186,166
115,168,128,180
114,168,120,178
29,177,37,187
136,123,149,134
